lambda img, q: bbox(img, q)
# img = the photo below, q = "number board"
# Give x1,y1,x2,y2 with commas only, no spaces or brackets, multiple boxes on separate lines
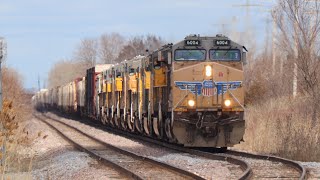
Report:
185,40,201,46
215,40,230,46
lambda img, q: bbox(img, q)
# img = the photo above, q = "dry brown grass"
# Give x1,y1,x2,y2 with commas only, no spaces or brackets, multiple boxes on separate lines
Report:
236,96,320,161
0,66,35,178
0,101,23,176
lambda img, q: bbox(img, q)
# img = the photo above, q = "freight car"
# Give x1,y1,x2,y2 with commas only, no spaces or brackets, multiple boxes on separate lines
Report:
33,34,247,149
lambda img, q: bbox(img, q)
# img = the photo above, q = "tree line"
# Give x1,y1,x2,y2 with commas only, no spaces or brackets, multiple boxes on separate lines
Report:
48,33,165,88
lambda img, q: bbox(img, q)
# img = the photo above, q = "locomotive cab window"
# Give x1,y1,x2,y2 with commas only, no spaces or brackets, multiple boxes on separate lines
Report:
174,49,206,61
116,72,121,77
209,49,241,61
129,68,135,75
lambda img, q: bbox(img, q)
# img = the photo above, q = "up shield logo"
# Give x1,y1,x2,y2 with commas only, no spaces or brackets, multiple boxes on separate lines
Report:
174,80,242,96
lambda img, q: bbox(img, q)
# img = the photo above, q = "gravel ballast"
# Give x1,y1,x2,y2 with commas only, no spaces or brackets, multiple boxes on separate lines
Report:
45,112,243,180
20,117,128,179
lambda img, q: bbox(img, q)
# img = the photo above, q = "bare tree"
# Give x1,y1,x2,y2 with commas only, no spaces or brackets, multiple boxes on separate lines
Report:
47,59,85,88
115,35,165,62
1,66,32,124
273,0,320,122
144,34,165,52
115,44,137,62
99,33,125,64
49,34,166,87
73,38,98,67
2,67,24,104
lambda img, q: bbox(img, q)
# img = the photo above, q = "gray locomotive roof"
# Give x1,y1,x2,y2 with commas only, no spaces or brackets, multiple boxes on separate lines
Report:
173,34,243,50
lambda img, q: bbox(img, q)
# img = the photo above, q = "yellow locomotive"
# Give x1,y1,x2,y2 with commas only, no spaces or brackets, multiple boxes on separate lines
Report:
34,34,247,148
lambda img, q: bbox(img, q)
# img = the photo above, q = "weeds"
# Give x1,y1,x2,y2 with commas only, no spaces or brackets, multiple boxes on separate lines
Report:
0,101,19,176
237,96,320,161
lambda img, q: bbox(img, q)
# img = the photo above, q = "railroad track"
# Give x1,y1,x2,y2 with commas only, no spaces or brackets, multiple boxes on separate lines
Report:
34,114,206,180
39,112,252,179
40,111,307,180
225,150,306,180
107,129,306,180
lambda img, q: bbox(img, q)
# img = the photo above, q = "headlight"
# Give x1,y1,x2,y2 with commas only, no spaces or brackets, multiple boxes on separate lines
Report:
224,99,231,107
188,100,195,107
205,65,212,77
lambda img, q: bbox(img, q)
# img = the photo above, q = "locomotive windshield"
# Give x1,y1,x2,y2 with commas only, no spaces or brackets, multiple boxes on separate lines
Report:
174,49,206,61
209,49,240,61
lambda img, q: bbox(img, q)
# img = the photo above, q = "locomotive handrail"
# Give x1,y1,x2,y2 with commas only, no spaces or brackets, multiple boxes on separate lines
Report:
172,87,189,110
227,89,245,109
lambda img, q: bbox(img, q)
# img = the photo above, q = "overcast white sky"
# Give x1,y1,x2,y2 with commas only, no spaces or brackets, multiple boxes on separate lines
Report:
0,0,275,89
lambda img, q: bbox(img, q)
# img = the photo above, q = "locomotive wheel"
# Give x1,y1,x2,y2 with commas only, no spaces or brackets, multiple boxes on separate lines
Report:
120,114,127,130
154,102,163,139
135,117,143,133
101,108,106,125
109,117,114,127
114,115,121,128
104,108,109,125
127,114,135,132
218,147,228,153
165,118,174,141
143,115,152,136
97,114,101,123
108,113,115,127
80,109,83,117
109,106,115,127
115,102,121,129
101,112,107,125
153,117,163,139
102,114,107,125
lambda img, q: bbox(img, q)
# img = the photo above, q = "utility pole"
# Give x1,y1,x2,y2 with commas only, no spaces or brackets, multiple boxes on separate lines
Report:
233,0,263,67
43,79,46,89
0,37,6,111
38,74,41,91
257,3,278,75
231,16,240,41
233,0,263,32
212,23,229,34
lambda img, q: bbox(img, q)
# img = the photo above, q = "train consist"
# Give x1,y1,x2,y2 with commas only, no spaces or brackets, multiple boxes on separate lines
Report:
33,34,247,149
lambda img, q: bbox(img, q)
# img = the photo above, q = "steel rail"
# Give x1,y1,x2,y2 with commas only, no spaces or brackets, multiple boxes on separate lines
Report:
226,150,306,180
34,114,143,180
35,113,206,180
